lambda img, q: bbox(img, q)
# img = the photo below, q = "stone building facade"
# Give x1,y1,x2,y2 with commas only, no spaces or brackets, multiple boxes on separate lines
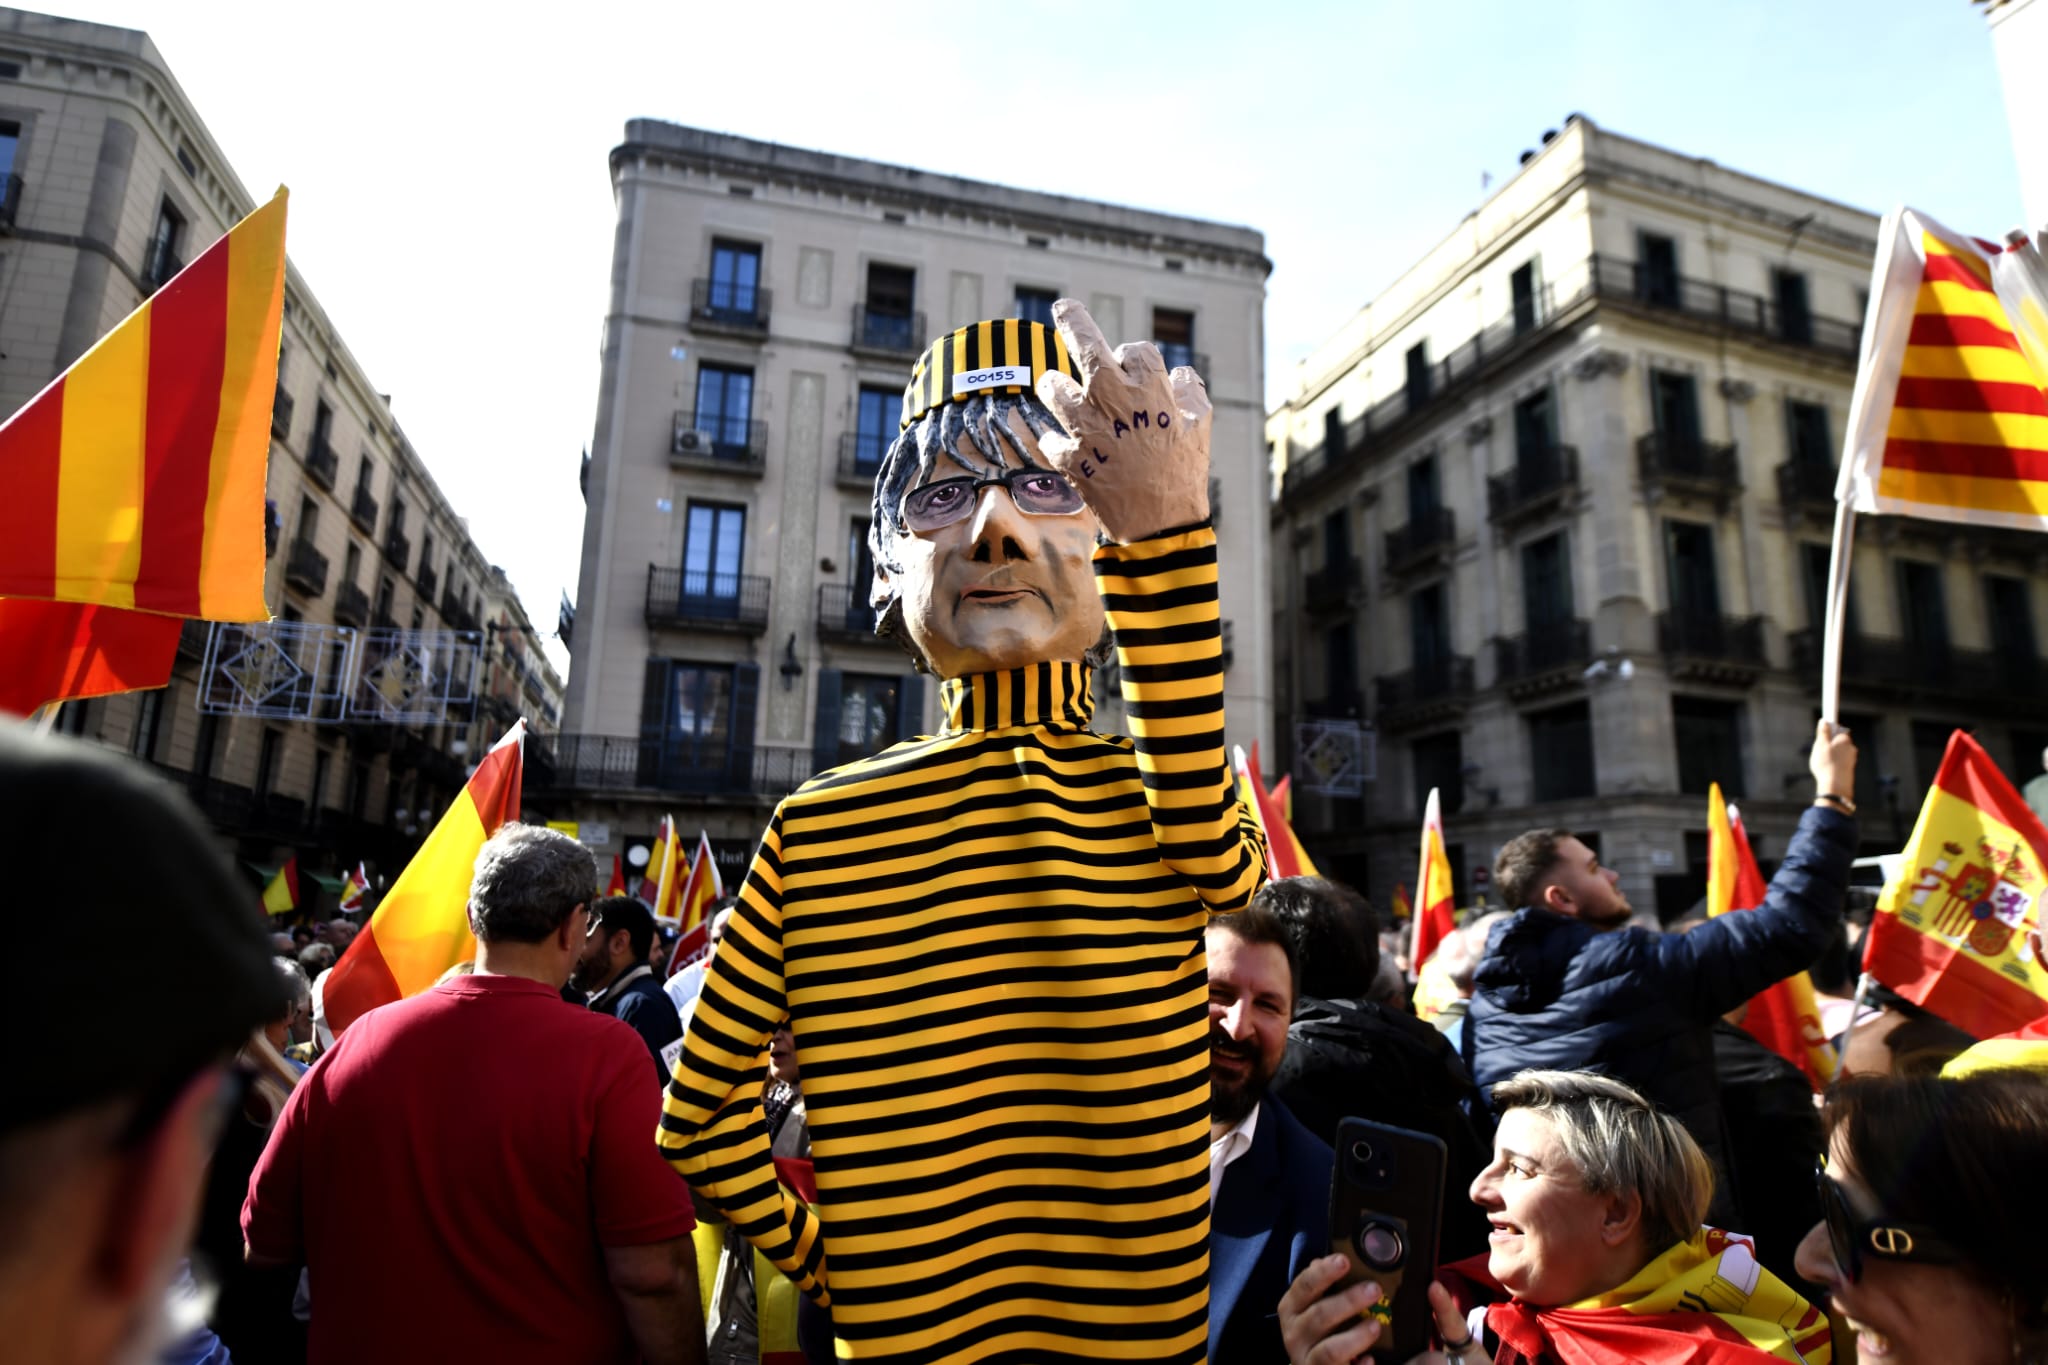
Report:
1267,116,2048,919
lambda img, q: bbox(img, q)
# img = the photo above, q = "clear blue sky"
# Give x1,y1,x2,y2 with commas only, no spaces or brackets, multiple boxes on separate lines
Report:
63,0,2023,673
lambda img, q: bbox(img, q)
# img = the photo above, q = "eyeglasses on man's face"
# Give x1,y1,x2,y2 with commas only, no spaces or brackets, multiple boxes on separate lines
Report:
900,467,1084,533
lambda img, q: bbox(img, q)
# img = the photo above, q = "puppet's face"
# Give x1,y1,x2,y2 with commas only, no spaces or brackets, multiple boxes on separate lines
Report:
880,418,1104,679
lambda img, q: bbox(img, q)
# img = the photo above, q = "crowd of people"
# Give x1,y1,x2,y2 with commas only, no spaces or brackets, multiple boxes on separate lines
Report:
5,301,2045,1365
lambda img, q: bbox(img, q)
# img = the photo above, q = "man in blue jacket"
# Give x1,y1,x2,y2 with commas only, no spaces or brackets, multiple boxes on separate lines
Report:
1465,721,1858,1227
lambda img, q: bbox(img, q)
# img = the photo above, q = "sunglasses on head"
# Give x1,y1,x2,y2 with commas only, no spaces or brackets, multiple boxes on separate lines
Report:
1814,1158,1963,1282
900,467,1084,533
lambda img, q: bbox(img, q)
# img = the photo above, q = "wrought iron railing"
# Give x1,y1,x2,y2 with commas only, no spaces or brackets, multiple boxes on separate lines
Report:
1657,611,1765,664
838,429,889,486
1304,557,1360,613
816,583,881,641
645,565,770,631
1385,507,1456,574
1638,432,1741,490
350,484,380,532
284,539,328,597
690,276,771,333
527,734,814,799
852,304,924,356
671,410,767,467
1493,619,1591,682
1488,446,1580,524
333,581,370,628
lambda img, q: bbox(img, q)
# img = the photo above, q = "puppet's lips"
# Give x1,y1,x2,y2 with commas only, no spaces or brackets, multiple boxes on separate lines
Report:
961,587,1036,606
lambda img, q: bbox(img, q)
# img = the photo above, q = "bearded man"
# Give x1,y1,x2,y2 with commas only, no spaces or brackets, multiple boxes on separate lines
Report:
659,301,1266,1362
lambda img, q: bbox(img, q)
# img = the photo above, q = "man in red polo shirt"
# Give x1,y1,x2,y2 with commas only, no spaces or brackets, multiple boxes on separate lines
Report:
243,824,703,1364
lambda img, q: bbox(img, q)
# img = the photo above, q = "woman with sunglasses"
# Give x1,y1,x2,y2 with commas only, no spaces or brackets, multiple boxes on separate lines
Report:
1794,1068,2048,1363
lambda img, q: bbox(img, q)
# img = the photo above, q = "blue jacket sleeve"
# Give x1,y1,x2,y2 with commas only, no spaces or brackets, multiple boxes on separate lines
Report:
1647,804,1857,1021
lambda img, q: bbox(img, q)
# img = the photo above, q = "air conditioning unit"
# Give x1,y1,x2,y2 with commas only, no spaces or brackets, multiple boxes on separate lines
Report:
674,428,714,456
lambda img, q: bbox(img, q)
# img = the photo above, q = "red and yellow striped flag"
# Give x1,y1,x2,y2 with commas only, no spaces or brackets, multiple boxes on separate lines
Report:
0,189,287,713
1839,208,2048,529
1863,730,2048,1040
1411,787,1457,974
1234,743,1320,880
261,855,300,917
676,829,723,933
323,721,526,1036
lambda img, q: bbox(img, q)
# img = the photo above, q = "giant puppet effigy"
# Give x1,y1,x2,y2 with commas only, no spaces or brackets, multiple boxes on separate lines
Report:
658,300,1267,1362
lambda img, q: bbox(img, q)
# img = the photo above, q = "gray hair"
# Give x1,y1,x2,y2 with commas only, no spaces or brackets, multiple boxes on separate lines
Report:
467,824,596,944
272,957,312,1008
1492,1069,1714,1254
867,388,1108,672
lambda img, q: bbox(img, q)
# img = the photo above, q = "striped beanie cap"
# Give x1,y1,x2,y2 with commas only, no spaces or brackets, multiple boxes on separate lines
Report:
900,318,1082,429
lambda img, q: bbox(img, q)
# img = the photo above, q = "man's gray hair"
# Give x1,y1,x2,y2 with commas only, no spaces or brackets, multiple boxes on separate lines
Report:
1491,1069,1714,1255
272,957,311,1008
467,823,596,944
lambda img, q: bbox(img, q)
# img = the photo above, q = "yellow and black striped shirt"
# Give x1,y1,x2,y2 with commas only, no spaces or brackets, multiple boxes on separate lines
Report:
659,525,1266,1362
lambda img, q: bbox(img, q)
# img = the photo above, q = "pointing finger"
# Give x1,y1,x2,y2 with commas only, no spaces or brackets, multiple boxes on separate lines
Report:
1051,297,1117,391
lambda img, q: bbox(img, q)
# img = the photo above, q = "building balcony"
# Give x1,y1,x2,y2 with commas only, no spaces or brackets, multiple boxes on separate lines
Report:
852,304,924,359
838,431,888,489
1638,432,1742,510
1156,343,1211,375
1303,689,1365,721
1788,629,2043,707
1375,655,1475,734
384,527,411,574
1488,445,1580,529
1776,458,1839,523
1586,255,1862,360
1493,619,1592,697
187,776,255,830
671,410,766,472
304,437,338,490
283,539,328,597
0,172,22,230
1303,556,1361,615
1657,610,1765,685
1384,507,1457,578
417,561,438,601
271,387,294,440
689,277,771,337
333,581,370,628
527,733,814,802
440,589,476,632
645,564,769,634
349,485,380,533
817,583,881,643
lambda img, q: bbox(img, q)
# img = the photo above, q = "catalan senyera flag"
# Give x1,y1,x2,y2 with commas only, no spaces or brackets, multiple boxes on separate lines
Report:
1864,730,2048,1040
0,190,288,713
676,830,722,933
1706,785,1837,1091
323,721,525,1036
261,856,299,917
337,861,369,913
1837,207,2048,531
1233,743,1320,880
1411,787,1457,975
644,814,684,921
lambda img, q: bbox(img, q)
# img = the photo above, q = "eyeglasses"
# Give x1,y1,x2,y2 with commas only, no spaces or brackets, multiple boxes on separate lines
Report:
900,467,1085,533
1814,1158,1963,1282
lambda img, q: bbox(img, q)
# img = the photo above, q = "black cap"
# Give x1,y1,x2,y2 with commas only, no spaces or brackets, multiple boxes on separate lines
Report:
1,726,289,1135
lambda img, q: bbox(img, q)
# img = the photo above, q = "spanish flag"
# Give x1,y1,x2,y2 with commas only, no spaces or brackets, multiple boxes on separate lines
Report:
1706,785,1837,1090
1233,743,1320,880
1864,730,2048,1040
605,852,627,898
337,861,369,913
261,856,299,917
0,190,287,713
1411,787,1457,974
323,721,525,1035
677,830,722,933
644,814,683,921
1837,207,2048,530
1389,880,1413,924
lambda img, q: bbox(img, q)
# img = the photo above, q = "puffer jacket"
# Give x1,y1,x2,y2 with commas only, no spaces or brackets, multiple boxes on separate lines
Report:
1464,805,1855,1224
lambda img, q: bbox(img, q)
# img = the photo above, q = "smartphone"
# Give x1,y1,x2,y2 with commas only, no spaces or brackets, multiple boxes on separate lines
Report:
1327,1118,1448,1361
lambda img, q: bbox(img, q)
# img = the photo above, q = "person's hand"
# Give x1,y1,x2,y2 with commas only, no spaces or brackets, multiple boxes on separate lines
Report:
1413,1280,1488,1365
1808,719,1858,806
1032,297,1211,543
1280,1255,1384,1364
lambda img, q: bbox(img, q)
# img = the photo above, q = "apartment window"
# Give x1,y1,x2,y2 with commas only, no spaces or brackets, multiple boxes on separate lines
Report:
296,495,318,541
1513,388,1557,462
1673,696,1744,797
1323,406,1346,459
1801,542,1856,633
1405,341,1432,405
312,399,334,451
1774,269,1813,345
1664,519,1723,624
1510,258,1542,334
347,759,369,818
1412,730,1464,816
836,673,901,764
1639,232,1679,307
1522,532,1573,632
1787,400,1831,468
852,385,895,473
683,502,746,605
1323,508,1351,570
861,263,917,350
707,240,762,318
420,532,435,570
373,576,395,623
1911,719,1958,795
254,728,282,801
1529,701,1596,802
342,541,362,586
1324,620,1357,708
130,687,164,761
304,745,327,810
1650,370,1702,447
1014,287,1058,327
1407,454,1441,524
639,659,762,788
144,198,185,289
0,119,18,183
1985,575,2038,660
694,363,755,459
1410,582,1450,684
1896,560,1949,654
1153,308,1195,370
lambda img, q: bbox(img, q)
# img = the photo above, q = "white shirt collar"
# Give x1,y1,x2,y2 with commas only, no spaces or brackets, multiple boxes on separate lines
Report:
1208,1100,1261,1206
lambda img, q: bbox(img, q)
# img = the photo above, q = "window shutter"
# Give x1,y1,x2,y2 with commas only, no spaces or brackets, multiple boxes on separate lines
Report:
727,663,760,789
895,672,925,739
811,668,843,775
638,657,671,787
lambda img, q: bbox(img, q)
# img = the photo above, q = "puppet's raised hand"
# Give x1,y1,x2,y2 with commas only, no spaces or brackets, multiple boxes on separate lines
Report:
1033,297,1212,544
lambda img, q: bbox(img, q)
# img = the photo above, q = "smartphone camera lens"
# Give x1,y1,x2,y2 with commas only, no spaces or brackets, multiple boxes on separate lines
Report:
1350,1140,1374,1165
1357,1220,1406,1271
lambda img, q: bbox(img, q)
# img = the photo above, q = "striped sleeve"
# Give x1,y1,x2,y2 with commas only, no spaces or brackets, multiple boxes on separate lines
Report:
656,809,830,1303
1096,522,1268,912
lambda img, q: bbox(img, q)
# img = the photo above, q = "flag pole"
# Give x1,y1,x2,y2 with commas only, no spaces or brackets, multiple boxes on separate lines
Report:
1818,497,1856,730
1834,970,1876,1067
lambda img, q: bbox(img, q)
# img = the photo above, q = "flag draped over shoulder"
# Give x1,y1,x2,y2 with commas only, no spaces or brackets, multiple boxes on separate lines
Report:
0,190,288,713
261,856,299,917
1837,207,2048,531
677,830,722,933
1411,787,1457,974
323,721,525,1035
1233,743,1320,880
1864,730,2048,1040
1706,785,1837,1090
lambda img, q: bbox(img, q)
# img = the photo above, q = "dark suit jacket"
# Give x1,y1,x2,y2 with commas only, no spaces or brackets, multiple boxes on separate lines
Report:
1210,1095,1334,1364
591,968,682,1084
